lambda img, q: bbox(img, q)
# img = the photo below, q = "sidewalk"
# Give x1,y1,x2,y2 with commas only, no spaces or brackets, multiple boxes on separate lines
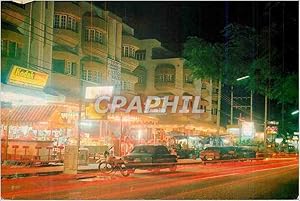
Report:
1,159,201,179
1,157,297,179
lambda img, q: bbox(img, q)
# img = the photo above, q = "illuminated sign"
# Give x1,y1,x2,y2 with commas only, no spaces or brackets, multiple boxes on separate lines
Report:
8,65,48,89
241,121,255,139
85,103,107,120
85,86,114,100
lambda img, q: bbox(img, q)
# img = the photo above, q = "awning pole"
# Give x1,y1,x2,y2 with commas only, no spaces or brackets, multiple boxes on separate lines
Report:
5,124,10,161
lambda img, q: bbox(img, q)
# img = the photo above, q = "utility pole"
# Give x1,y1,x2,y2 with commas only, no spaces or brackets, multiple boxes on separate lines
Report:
230,86,233,125
217,80,222,135
231,88,252,124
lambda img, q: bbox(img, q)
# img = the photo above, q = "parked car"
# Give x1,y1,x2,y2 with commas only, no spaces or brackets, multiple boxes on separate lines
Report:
122,145,178,172
200,146,238,161
236,147,257,158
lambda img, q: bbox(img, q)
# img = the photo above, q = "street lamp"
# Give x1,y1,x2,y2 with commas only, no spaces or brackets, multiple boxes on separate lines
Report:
291,110,299,115
236,75,250,81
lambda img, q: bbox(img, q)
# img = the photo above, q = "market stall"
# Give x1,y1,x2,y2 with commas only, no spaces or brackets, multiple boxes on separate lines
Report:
1,104,77,162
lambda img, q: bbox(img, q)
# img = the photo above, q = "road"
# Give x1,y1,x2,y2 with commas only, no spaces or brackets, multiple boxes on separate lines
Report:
1,158,298,199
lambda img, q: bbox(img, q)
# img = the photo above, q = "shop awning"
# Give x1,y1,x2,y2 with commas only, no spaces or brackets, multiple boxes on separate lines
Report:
1,105,58,124
1,83,65,105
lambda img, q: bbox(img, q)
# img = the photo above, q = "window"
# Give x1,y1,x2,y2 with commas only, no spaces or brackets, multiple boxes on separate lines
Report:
155,146,169,154
8,41,16,57
2,40,19,57
61,15,67,29
67,17,72,30
85,28,103,44
121,81,134,91
138,76,144,84
65,61,76,76
54,15,60,28
124,46,129,57
157,74,175,83
200,105,207,112
85,29,89,41
213,88,219,94
53,59,65,73
95,72,101,83
1,40,8,56
54,14,78,32
136,50,146,60
122,45,135,58
211,108,218,115
82,69,102,83
185,74,193,84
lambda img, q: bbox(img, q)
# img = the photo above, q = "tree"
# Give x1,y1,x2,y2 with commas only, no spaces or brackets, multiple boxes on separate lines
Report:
183,23,298,105
183,24,259,86
183,37,221,81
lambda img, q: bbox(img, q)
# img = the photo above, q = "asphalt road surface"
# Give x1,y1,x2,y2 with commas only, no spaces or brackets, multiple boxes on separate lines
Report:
1,158,298,199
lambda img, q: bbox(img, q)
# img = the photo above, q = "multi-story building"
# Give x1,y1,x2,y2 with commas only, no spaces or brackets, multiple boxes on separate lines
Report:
129,36,221,135
1,1,223,157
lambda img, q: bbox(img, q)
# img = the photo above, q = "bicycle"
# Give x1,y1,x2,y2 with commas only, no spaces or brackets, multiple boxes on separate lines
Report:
97,153,131,177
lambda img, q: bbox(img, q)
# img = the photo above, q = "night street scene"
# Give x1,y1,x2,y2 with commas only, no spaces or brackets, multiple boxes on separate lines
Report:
1,0,299,200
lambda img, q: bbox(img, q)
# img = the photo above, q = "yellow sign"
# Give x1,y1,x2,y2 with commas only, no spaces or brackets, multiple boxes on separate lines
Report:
85,103,107,120
9,65,48,88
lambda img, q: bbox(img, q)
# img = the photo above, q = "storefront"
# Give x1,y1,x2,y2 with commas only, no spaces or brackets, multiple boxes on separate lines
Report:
1,104,79,162
0,65,76,162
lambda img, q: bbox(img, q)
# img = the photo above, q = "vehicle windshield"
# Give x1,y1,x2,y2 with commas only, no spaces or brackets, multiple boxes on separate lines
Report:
131,146,156,154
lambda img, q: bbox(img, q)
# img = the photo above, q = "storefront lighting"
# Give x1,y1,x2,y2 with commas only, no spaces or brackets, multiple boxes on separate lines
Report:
85,86,114,100
138,130,142,140
2,91,47,106
39,122,48,125
80,121,93,127
275,138,283,144
12,0,33,4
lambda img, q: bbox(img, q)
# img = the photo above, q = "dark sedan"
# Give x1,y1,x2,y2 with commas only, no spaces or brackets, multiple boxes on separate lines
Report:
122,145,178,172
236,147,257,158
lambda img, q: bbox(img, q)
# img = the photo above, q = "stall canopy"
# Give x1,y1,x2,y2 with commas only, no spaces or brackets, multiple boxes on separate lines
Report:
1,105,58,124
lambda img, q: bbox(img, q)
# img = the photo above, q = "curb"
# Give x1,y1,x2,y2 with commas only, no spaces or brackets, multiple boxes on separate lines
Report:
2,157,297,179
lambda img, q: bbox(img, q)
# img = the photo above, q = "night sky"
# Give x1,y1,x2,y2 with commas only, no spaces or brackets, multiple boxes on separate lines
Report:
96,1,298,73
95,1,298,129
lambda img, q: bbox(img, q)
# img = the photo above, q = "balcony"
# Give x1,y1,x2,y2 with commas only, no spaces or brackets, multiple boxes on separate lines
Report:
183,82,194,91
50,73,80,101
202,112,210,119
53,29,80,48
201,99,210,106
121,56,139,72
82,41,108,58
155,81,175,91
82,15,107,32
135,83,146,92
2,3,26,27
212,93,218,101
54,2,81,18
123,35,140,48
201,89,210,98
